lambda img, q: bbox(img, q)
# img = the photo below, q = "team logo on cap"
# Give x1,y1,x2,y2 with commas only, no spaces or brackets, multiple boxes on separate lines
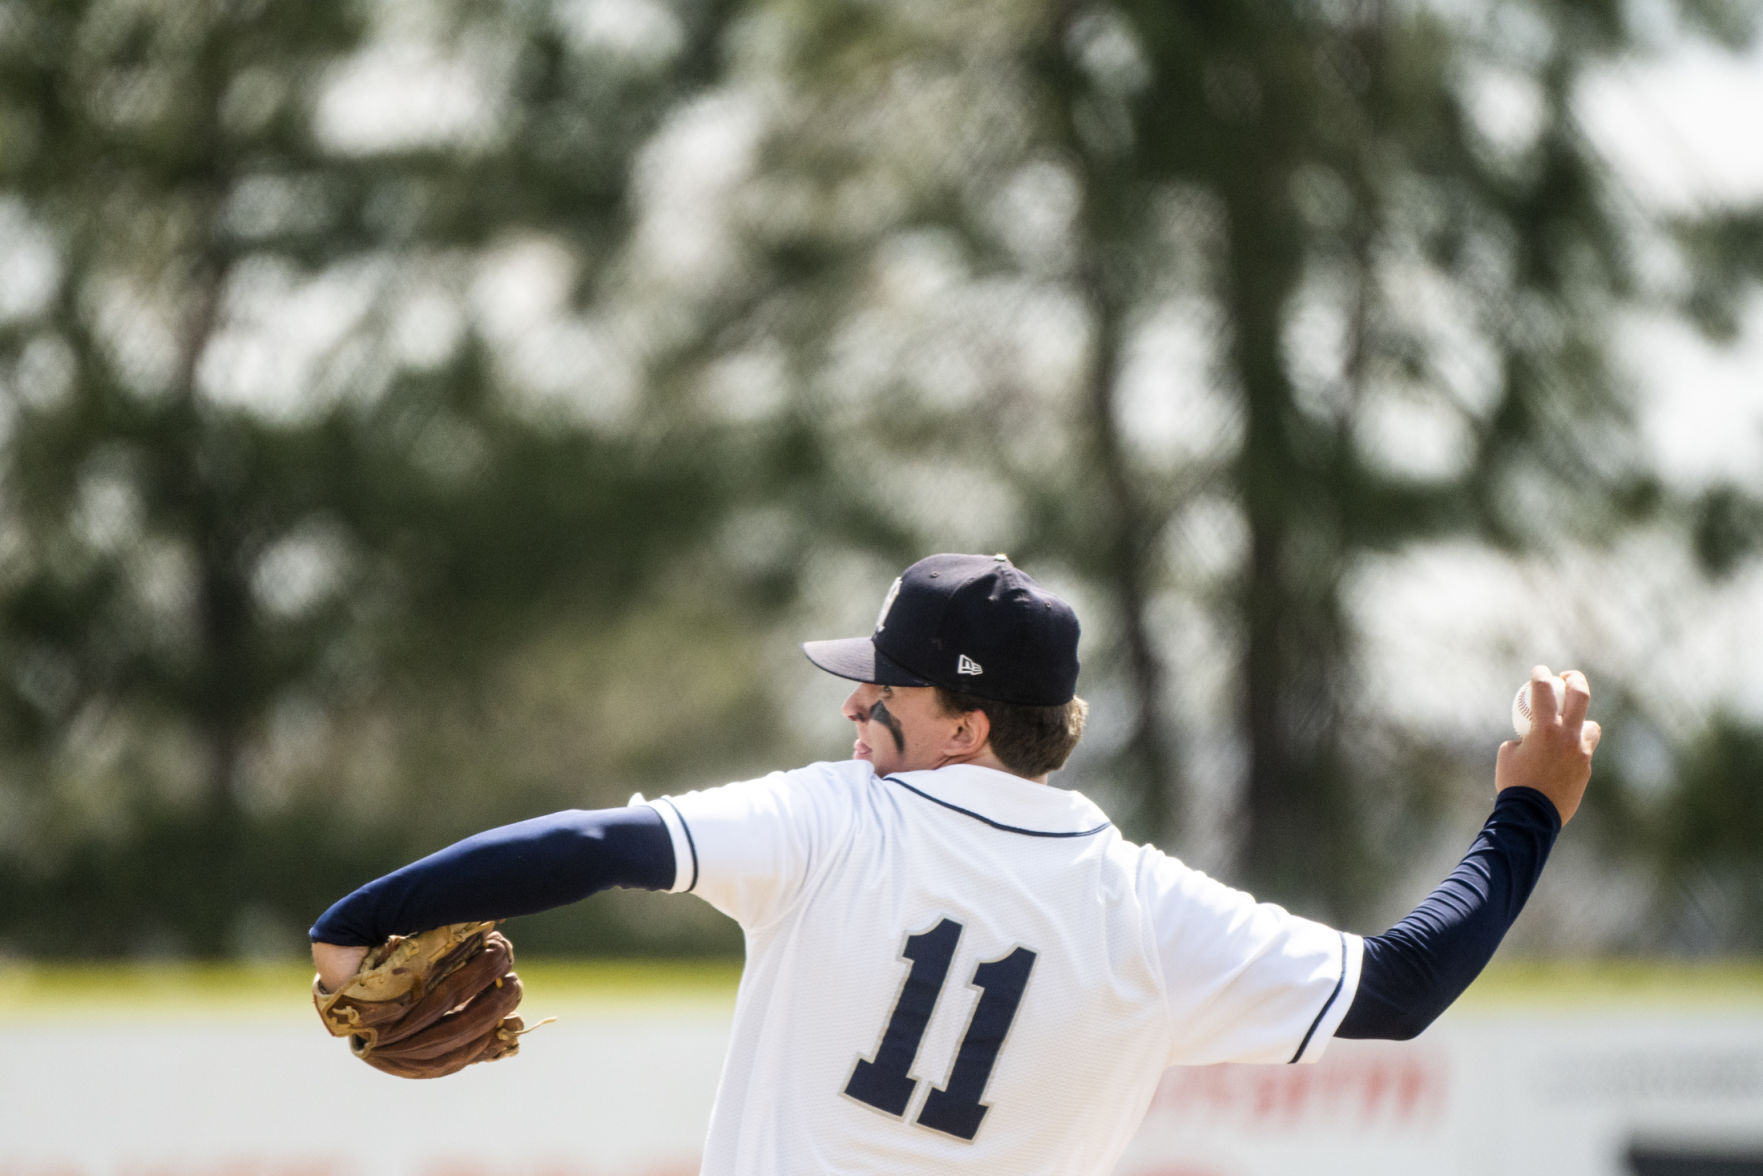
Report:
874,577,902,632
957,655,983,676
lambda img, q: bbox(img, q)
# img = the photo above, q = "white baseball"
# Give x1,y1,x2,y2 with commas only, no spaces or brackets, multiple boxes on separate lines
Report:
1511,675,1566,738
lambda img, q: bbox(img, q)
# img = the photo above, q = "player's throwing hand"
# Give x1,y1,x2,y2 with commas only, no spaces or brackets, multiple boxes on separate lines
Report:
1496,666,1600,824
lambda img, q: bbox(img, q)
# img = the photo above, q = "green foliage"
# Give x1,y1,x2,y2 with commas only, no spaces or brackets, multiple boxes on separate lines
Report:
711,0,1763,929
1595,712,1763,955
0,0,788,957
1691,483,1763,580
1676,210,1763,341
1,0,1760,957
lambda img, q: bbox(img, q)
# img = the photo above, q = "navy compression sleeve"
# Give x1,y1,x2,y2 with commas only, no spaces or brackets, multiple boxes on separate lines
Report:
1336,786,1562,1040
308,805,676,946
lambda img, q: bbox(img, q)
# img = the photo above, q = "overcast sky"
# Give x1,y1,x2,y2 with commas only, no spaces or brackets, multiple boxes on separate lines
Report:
1582,36,1763,485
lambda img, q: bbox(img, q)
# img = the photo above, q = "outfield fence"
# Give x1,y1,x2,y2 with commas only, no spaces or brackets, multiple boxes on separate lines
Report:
1,962,1759,1176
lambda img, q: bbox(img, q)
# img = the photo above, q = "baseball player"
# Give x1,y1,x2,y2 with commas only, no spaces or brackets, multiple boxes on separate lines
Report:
312,552,1599,1173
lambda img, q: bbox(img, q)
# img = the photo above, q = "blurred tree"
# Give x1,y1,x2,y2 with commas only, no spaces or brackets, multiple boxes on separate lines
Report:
721,0,1762,923
2,0,1759,959
1625,194,1763,951
0,0,761,957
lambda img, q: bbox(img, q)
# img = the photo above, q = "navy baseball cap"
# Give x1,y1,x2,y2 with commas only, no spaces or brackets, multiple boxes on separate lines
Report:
802,553,1080,706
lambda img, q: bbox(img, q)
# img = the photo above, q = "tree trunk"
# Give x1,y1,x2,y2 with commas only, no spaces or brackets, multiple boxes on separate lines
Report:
1224,163,1356,918
1079,244,1182,844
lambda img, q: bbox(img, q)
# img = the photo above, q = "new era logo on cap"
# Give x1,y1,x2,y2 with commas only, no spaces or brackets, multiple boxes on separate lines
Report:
800,553,1081,705
874,577,902,631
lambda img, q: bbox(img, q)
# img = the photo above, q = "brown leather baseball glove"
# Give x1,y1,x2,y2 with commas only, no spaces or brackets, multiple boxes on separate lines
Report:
313,921,528,1079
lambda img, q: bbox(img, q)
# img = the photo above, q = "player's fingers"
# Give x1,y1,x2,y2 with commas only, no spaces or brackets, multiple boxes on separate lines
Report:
313,941,369,994
1559,669,1590,727
1581,719,1602,754
1530,666,1561,725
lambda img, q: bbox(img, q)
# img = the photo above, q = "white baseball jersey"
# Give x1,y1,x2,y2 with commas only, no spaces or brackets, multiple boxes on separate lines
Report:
641,760,1362,1175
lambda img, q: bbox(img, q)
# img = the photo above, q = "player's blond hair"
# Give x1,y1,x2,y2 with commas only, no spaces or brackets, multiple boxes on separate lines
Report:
934,689,1088,779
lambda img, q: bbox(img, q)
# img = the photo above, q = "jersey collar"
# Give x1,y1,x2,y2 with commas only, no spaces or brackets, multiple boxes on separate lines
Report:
883,764,1112,838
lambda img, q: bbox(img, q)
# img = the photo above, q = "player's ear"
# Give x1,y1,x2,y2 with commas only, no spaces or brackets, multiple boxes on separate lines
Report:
946,705,990,755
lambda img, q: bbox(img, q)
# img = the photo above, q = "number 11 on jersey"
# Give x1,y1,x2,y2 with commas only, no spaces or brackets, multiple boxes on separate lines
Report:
844,917,1038,1142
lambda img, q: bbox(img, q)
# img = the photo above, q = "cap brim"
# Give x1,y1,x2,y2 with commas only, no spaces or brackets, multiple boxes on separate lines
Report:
801,637,934,687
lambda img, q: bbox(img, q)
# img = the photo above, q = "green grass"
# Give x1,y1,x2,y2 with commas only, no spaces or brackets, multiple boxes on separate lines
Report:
1,957,1758,1017
1459,958,1763,1007
0,956,744,1017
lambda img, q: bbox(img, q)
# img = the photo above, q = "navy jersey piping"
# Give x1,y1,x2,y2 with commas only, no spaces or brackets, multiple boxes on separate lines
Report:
1288,933,1350,1063
884,776,1111,839
659,797,700,892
